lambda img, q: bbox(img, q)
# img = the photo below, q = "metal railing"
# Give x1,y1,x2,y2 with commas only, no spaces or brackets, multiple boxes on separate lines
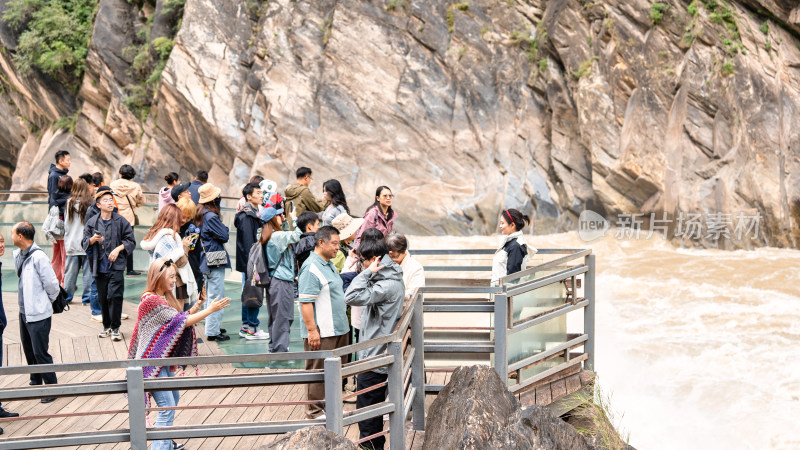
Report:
0,291,427,449
415,248,595,393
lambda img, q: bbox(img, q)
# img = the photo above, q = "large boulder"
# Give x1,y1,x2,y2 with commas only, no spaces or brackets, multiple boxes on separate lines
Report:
423,365,593,449
264,425,356,450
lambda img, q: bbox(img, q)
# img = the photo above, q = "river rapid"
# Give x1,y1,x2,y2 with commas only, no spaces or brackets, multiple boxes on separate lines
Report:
409,232,800,449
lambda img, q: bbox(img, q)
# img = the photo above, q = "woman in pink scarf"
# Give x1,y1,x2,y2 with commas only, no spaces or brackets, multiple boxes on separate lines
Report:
127,258,230,450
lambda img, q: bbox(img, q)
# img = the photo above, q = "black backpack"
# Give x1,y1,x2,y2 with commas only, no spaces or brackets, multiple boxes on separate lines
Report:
52,286,70,314
18,248,70,314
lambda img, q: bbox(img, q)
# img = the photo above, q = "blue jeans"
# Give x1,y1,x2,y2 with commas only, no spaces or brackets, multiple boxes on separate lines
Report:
241,272,260,328
64,255,93,303
151,369,179,450
203,268,226,337
87,280,100,315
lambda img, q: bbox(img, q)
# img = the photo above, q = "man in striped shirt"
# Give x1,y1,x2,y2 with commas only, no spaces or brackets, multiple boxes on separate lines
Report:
298,225,349,419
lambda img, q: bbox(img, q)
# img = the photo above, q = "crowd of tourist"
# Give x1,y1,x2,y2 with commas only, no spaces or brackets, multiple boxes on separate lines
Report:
2,151,535,447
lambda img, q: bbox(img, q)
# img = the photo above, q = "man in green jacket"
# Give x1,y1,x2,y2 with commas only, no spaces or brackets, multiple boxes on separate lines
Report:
283,167,324,229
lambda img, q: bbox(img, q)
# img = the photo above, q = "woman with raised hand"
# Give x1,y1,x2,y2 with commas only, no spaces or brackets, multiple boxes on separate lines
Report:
127,257,230,450
321,179,351,227
491,208,536,286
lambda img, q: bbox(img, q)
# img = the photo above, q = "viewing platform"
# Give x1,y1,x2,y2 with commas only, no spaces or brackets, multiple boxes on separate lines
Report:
0,191,596,449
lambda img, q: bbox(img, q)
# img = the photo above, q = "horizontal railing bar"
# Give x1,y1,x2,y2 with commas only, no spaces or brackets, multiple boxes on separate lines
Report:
421,286,502,294
423,266,492,271
0,351,337,376
509,354,589,394
0,429,131,449
331,334,395,358
424,343,494,353
423,303,494,313
507,335,589,372
500,249,592,284
508,300,590,335
143,371,324,391
506,265,588,297
425,385,445,393
146,419,323,440
412,249,496,255
0,381,127,401
341,355,394,378
342,401,396,426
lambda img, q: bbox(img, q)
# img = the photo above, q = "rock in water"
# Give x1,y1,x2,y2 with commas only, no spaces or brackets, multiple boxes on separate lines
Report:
423,365,593,450
264,426,356,450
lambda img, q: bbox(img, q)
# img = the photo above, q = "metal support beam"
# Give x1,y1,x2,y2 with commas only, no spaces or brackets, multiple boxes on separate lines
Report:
493,293,509,386
584,254,596,371
410,293,426,431
125,367,146,450
387,341,405,450
323,357,343,435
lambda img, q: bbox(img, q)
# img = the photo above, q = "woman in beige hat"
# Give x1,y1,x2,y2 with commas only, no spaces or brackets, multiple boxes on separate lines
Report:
194,183,231,341
331,213,364,273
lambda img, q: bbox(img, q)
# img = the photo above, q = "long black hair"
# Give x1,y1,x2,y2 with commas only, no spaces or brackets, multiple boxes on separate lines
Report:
502,208,531,232
323,179,350,214
366,185,394,220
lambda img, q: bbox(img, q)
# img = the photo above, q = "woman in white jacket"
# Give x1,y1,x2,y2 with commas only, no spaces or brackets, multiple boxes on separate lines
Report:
491,208,536,286
63,178,93,305
140,204,198,309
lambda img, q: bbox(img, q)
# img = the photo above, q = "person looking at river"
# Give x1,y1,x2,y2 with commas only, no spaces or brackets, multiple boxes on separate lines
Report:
491,208,536,285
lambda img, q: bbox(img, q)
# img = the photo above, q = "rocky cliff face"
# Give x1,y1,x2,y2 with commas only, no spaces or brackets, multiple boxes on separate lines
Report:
1,0,798,248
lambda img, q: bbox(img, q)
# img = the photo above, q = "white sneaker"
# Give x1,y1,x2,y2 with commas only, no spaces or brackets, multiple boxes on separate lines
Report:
91,315,102,322
120,313,129,320
244,328,269,340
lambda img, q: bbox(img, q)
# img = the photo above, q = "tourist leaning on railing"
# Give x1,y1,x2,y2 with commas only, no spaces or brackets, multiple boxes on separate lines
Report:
127,257,230,450
344,238,405,450
491,208,537,286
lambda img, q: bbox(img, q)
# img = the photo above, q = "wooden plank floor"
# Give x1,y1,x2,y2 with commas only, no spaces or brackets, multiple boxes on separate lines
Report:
0,292,419,449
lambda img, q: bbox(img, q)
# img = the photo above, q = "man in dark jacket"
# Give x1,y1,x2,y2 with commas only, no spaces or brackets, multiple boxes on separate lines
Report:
293,211,320,271
0,232,19,427
82,188,135,342
233,182,268,340
47,150,70,209
188,170,208,205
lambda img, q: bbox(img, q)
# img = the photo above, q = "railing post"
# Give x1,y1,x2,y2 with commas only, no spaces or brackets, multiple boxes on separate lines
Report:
324,357,344,434
584,254,596,371
126,367,147,449
387,340,405,450
410,292,426,431
493,292,509,386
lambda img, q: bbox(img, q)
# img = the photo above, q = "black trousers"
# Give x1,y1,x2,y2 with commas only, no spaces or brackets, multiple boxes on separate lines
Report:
356,370,388,450
96,271,125,330
126,252,134,272
19,314,58,385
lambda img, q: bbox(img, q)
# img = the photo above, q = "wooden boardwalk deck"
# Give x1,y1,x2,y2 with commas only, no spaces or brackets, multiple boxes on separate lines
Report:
0,293,428,449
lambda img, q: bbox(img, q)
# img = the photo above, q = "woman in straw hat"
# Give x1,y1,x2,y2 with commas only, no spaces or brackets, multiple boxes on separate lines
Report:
194,183,231,341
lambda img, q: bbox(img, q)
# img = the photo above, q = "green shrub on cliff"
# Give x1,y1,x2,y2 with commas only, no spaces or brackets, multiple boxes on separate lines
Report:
3,0,98,90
